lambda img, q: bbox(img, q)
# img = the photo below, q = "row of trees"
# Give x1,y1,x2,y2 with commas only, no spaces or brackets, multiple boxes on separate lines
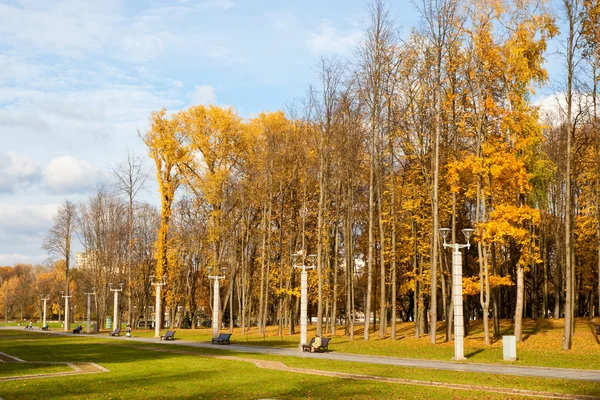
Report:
0,151,163,328
11,0,599,350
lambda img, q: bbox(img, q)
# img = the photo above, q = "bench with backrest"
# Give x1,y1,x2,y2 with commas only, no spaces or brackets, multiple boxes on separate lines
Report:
110,328,121,336
73,326,83,334
302,337,331,353
211,333,232,345
160,330,176,340
41,324,49,331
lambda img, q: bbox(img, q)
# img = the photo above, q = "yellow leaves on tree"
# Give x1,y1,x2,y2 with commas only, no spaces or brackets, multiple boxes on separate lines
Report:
463,275,514,296
482,204,541,268
141,109,187,278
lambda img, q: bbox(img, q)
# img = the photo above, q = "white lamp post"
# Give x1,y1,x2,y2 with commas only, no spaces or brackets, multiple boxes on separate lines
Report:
439,227,474,361
207,267,226,339
41,295,50,327
84,288,96,333
150,275,167,338
292,251,317,351
109,282,124,332
61,291,71,332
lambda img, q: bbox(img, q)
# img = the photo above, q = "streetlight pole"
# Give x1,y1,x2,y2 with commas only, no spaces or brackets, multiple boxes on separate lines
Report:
207,267,226,339
84,288,96,333
439,227,474,361
150,275,167,338
61,291,71,332
109,282,124,331
292,251,317,351
41,295,50,327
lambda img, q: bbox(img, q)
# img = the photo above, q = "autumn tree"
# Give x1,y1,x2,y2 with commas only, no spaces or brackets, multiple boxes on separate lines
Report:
112,148,149,326
43,199,77,331
142,109,187,335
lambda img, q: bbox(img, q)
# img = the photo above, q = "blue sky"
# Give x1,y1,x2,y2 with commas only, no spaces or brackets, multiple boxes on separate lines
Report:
0,0,412,266
0,0,564,266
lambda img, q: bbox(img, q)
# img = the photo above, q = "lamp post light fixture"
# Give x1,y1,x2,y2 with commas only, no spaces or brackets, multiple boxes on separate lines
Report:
150,275,167,338
61,291,71,332
40,295,50,328
439,227,474,361
292,251,317,351
207,266,226,340
84,288,96,333
109,282,124,332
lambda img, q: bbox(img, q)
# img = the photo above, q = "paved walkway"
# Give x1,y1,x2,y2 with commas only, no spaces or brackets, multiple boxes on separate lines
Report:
8,327,600,382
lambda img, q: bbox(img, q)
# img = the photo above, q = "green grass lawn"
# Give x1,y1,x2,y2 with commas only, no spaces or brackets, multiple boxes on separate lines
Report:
109,316,600,370
0,363,71,378
12,316,600,370
0,328,598,399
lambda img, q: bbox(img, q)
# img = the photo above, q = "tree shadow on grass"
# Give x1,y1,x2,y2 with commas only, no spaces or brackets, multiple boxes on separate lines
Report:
464,348,485,358
521,319,556,342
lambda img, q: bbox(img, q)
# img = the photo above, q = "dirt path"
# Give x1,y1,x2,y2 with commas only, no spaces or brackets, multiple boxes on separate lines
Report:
0,351,108,382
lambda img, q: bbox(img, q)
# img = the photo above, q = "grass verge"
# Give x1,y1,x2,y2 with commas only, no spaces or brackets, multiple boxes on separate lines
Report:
0,330,598,399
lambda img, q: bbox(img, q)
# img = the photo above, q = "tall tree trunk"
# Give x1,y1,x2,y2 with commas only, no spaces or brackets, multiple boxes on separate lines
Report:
365,115,375,341
562,0,581,351
277,180,285,336
377,179,387,338
258,202,267,335
390,145,397,340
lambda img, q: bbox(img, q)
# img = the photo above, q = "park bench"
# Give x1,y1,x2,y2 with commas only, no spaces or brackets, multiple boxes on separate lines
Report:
72,326,83,334
160,330,176,340
211,333,232,345
110,328,121,336
41,324,49,331
302,337,331,353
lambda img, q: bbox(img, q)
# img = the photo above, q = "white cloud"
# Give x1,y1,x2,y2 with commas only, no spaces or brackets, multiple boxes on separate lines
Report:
535,93,598,126
308,20,360,55
191,85,217,106
266,11,298,32
0,0,121,59
0,203,57,235
0,152,39,193
0,253,47,267
0,0,174,63
43,156,104,194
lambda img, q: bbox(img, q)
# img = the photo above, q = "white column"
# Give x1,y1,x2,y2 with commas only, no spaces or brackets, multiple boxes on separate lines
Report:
113,290,119,331
87,294,92,333
42,299,47,327
154,284,161,338
212,278,220,339
452,247,465,360
299,269,308,351
63,296,70,332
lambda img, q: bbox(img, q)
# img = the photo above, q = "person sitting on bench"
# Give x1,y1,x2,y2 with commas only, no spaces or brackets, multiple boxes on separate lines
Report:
310,336,322,353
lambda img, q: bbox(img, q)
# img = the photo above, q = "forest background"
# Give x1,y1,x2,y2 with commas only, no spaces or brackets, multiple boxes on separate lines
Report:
2,0,600,351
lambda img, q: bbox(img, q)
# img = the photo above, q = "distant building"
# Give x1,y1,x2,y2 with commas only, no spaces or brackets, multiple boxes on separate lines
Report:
75,252,93,269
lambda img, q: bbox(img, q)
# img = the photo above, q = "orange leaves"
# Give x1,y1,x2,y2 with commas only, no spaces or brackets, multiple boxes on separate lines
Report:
142,109,188,278
483,204,539,243
463,274,514,296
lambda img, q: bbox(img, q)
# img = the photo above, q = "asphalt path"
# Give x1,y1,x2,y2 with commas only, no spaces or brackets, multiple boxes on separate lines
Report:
8,327,600,382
